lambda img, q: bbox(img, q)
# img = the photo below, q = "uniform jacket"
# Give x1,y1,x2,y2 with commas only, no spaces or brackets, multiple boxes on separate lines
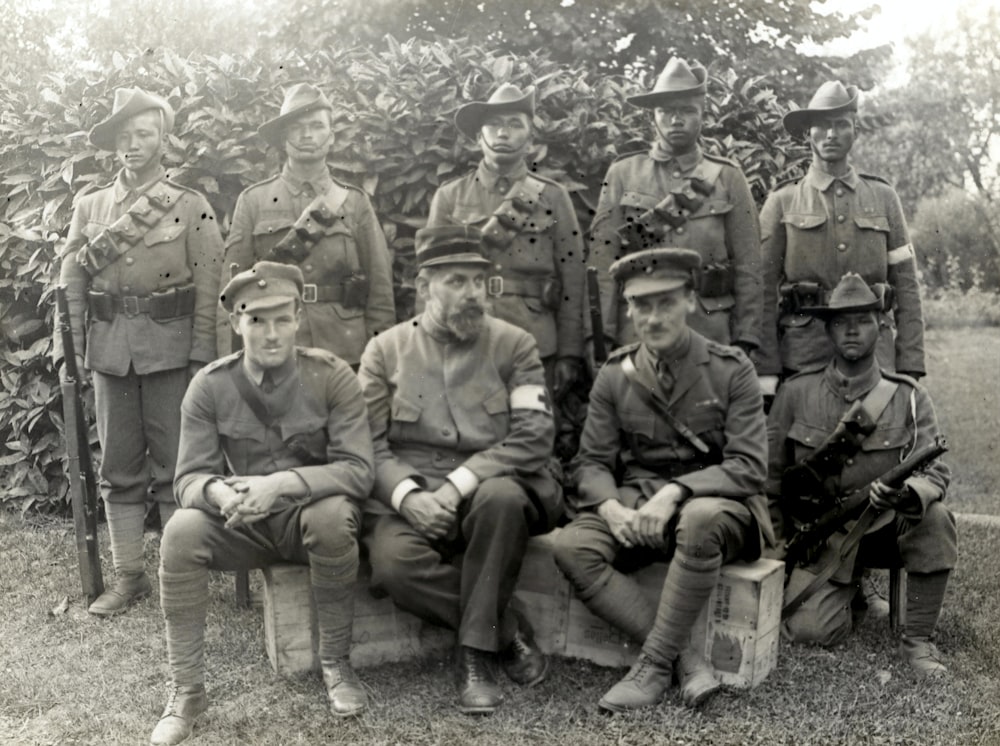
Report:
766,361,950,578
220,165,395,365
174,347,374,515
759,165,925,376
570,332,772,549
55,167,223,375
587,146,762,349
358,313,563,529
427,161,586,359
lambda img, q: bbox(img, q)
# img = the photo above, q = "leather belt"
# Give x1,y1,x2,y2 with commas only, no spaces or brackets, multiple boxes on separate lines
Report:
302,283,344,304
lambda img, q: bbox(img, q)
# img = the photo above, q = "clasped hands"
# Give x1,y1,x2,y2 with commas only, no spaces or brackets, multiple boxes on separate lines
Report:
399,482,463,541
208,473,291,529
597,483,686,550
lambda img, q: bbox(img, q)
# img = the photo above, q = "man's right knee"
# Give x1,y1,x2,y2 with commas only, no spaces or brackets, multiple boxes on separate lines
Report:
161,508,216,572
552,520,612,593
366,519,432,594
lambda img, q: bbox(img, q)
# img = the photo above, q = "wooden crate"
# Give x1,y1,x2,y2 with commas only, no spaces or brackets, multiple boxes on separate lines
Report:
261,532,783,690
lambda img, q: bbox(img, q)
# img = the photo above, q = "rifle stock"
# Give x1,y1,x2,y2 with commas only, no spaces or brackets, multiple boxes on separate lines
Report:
784,435,948,566
586,266,607,366
56,286,104,602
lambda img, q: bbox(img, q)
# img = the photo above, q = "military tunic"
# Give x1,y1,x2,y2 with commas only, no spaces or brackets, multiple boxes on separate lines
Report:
759,165,925,376
358,312,562,652
55,167,223,506
427,161,586,360
587,146,762,350
220,166,395,366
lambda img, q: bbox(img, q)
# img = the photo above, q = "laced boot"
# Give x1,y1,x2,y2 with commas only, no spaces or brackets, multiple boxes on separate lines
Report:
899,636,947,677
88,571,152,616
501,611,548,687
456,646,503,714
322,658,368,717
598,653,673,712
149,684,207,746
676,646,720,708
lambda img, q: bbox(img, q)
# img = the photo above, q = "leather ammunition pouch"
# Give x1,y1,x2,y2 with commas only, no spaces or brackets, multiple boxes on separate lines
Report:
265,196,346,265
699,262,733,298
87,284,196,322
481,175,548,249
486,274,561,311
301,272,369,309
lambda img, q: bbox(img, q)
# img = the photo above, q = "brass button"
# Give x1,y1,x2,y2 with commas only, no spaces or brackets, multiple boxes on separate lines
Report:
125,257,134,265
672,171,681,179
837,243,847,251
441,428,452,437
837,215,846,223
676,227,685,234
304,264,313,272
836,188,844,197
121,286,130,292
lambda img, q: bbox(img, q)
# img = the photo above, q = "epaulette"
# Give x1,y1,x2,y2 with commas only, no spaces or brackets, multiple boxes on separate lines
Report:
242,173,282,193
330,175,366,195
605,342,641,363
524,171,562,187
437,170,474,188
162,177,202,197
859,172,893,186
880,368,919,387
771,176,802,192
201,352,242,374
783,363,826,381
297,346,343,368
703,152,739,168
705,339,747,360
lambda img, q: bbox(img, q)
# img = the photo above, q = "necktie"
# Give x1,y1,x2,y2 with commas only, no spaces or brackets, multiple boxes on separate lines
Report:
260,371,275,394
656,359,675,392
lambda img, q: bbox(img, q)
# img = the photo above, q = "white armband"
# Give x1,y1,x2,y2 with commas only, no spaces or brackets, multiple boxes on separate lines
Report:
510,384,552,414
887,243,915,265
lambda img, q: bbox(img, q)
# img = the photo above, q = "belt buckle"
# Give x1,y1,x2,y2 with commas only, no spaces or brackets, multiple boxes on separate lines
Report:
487,276,503,297
121,295,141,317
302,283,318,304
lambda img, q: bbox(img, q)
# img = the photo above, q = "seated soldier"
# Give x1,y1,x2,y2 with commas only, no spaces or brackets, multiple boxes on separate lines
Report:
151,262,374,746
552,248,772,712
768,273,957,675
358,225,563,715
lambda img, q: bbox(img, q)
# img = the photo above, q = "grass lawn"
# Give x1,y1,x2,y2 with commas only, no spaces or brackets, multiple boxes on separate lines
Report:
922,327,1000,516
2,510,1000,746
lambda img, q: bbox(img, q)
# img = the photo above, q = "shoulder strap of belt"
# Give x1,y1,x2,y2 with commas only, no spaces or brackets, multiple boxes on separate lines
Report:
619,353,711,456
229,364,276,428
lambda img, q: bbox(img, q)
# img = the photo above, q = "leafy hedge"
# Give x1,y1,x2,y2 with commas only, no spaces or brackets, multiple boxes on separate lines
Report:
0,39,802,512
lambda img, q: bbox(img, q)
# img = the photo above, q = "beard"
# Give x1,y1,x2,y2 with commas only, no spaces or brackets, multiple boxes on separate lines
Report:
445,303,486,342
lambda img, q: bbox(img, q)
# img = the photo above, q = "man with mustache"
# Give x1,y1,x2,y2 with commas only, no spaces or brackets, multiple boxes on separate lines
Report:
553,248,771,712
767,273,955,676
220,83,395,367
358,225,563,715
151,262,374,744
427,83,585,402
587,57,762,363
758,81,925,390
53,88,222,617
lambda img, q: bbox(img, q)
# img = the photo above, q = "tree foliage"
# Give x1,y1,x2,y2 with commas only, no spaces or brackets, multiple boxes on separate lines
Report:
0,39,800,512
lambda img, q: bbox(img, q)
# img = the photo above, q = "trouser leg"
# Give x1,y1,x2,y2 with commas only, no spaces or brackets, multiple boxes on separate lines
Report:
140,367,188,506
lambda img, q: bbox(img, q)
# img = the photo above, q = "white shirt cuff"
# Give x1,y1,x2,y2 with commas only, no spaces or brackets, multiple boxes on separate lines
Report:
447,466,480,499
390,478,422,512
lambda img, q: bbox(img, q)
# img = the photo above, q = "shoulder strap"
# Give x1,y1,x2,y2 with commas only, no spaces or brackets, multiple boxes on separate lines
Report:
619,353,711,455
860,376,898,424
228,365,275,427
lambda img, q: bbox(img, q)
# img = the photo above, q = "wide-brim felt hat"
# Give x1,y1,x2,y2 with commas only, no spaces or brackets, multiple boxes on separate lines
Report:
415,225,492,269
455,84,536,140
806,272,884,317
783,81,860,138
221,261,305,313
611,247,702,298
89,87,175,151
258,83,334,147
627,57,708,109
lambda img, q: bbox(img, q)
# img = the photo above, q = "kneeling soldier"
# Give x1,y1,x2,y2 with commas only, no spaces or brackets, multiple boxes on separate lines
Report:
151,262,374,745
358,226,563,715
768,273,956,675
553,248,772,711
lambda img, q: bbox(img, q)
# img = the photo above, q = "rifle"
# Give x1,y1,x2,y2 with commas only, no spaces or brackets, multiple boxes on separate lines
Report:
784,435,948,570
55,286,104,602
586,266,607,366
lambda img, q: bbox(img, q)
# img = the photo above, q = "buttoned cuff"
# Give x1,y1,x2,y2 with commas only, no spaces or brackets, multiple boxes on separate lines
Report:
390,478,422,512
447,466,480,499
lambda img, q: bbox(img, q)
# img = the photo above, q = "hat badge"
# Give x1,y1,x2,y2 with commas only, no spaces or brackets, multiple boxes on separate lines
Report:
258,279,267,288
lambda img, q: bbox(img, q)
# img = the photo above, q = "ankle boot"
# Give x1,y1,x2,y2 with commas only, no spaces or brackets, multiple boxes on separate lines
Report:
676,646,720,707
88,572,152,616
598,653,673,712
149,684,207,746
322,658,368,717
456,646,502,714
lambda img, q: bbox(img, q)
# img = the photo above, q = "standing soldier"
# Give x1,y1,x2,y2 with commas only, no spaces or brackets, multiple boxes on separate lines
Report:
553,248,771,712
53,88,223,617
758,81,925,396
427,83,586,399
767,274,955,675
220,83,395,367
587,57,762,360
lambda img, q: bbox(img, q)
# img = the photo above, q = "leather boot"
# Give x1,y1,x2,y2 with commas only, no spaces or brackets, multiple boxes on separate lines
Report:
899,636,947,677
322,658,368,717
88,571,152,616
598,653,673,712
149,684,207,746
456,646,503,714
310,547,368,716
676,646,720,708
501,611,548,687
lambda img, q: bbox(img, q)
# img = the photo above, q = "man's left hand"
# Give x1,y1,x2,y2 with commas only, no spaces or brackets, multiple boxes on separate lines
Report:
553,356,581,400
630,483,685,549
221,472,298,528
869,479,916,512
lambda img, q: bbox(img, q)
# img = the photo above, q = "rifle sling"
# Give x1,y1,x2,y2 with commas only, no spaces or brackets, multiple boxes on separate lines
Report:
620,353,710,456
782,504,881,619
